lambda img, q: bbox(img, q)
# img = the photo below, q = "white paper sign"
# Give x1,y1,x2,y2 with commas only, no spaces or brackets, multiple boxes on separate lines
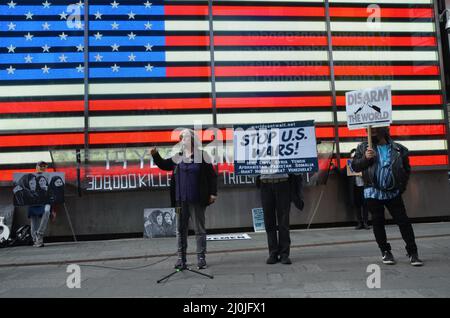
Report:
206,233,251,241
252,208,265,232
346,85,392,130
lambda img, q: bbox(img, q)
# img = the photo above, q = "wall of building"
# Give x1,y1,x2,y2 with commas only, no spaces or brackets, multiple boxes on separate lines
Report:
1,170,449,239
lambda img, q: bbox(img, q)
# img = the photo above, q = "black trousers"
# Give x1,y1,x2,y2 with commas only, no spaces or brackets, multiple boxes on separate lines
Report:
354,186,368,224
261,181,291,258
366,195,418,256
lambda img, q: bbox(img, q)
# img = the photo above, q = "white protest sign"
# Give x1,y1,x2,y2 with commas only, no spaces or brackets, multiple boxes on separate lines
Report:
346,85,392,130
233,120,318,175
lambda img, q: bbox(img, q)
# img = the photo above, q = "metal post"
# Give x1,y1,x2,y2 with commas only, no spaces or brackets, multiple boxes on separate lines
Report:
434,0,450,169
83,1,90,167
324,0,341,168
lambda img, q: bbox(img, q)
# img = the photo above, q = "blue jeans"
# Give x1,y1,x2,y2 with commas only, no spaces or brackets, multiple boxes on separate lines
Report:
30,205,50,242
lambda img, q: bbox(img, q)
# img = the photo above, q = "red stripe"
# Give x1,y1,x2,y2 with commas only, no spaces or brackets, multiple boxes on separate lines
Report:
337,124,447,138
164,35,436,47
89,98,211,111
335,65,440,76
339,155,448,169
89,131,176,145
213,6,325,17
217,96,333,109
165,5,325,17
332,36,436,47
2,124,442,148
0,168,80,182
336,95,443,106
165,5,208,16
166,66,211,77
165,6,431,18
165,35,328,47
0,133,84,147
330,7,433,18
216,66,330,77
0,100,83,114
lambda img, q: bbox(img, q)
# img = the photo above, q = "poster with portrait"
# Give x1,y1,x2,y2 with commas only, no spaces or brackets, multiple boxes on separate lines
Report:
12,172,65,206
144,208,176,238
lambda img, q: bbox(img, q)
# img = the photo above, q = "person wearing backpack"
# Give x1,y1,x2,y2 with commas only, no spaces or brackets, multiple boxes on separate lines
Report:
351,127,423,266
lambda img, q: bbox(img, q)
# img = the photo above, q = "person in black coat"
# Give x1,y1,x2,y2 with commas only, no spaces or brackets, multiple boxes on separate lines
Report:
351,127,423,267
150,129,218,270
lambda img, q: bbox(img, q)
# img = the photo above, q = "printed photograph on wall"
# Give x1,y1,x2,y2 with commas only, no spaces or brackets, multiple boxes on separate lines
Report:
144,208,176,238
12,173,65,206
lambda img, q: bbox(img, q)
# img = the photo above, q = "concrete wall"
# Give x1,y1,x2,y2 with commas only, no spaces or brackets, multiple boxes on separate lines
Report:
1,171,450,238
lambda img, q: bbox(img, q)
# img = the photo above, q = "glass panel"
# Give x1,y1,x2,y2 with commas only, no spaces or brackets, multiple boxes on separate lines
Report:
0,1,85,185
329,0,448,167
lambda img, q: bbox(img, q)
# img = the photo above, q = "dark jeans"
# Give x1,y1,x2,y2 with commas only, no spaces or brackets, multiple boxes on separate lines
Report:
261,181,291,258
366,195,418,256
177,202,207,259
354,186,368,224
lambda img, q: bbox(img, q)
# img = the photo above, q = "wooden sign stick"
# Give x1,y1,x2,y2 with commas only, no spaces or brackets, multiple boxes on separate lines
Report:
367,125,373,149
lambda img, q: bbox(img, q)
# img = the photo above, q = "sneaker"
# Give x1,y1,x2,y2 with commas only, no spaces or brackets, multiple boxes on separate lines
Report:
197,258,207,270
382,250,396,265
266,255,279,265
363,223,371,230
34,234,44,247
174,258,186,270
280,256,292,265
409,254,424,267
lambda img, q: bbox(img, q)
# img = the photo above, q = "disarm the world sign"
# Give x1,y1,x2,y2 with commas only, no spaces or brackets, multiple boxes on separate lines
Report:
346,85,392,130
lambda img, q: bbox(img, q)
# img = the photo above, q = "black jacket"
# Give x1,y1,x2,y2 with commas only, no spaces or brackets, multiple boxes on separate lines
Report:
152,151,218,207
256,174,304,211
351,140,411,193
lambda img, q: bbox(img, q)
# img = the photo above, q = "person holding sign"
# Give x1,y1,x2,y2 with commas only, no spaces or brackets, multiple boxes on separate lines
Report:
150,129,218,270
351,127,423,266
28,161,52,248
257,173,304,265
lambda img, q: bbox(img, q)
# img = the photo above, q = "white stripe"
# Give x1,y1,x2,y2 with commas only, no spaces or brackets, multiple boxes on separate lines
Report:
165,21,327,32
90,114,213,128
333,51,438,61
331,22,434,33
0,152,52,165
337,109,444,122
336,80,441,91
216,81,331,93
0,84,83,98
214,21,326,32
167,51,329,62
339,140,445,153
0,83,211,98
218,112,334,125
1,79,438,98
330,0,430,3
90,82,211,95
0,117,84,131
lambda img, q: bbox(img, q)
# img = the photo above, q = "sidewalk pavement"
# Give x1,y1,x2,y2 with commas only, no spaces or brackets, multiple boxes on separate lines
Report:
1,222,450,298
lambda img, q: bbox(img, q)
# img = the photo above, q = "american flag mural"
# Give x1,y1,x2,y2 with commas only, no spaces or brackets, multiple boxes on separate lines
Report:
0,0,448,184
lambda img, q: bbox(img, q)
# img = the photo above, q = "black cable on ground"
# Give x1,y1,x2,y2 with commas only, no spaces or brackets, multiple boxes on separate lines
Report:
78,253,177,271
